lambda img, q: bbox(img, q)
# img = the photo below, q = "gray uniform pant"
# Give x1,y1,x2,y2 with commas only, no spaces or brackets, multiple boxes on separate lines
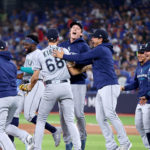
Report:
60,84,87,144
95,85,130,150
0,96,18,150
34,82,81,150
135,104,150,149
24,80,44,121
0,95,31,148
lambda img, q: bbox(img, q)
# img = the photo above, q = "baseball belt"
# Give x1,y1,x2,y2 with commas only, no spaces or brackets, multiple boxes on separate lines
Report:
44,80,68,85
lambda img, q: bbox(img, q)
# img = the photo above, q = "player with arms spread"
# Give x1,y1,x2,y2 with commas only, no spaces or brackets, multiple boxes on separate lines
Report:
53,29,132,150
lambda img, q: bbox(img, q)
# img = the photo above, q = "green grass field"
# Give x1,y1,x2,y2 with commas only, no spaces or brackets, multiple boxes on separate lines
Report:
14,113,147,150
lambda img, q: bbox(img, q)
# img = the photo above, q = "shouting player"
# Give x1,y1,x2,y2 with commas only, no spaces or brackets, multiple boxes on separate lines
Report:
59,21,90,150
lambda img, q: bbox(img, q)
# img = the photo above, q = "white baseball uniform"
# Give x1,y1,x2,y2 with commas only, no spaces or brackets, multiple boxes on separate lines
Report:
33,45,81,150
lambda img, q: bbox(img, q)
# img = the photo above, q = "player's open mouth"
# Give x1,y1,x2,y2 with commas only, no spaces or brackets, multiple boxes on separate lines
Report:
73,32,76,35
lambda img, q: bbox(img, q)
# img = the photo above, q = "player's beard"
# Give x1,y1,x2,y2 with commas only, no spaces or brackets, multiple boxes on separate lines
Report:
26,48,32,54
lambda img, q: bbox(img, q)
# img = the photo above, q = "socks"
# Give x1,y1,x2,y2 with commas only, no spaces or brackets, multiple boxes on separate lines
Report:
81,139,86,150
146,132,150,146
31,115,57,133
66,142,73,150
8,117,19,142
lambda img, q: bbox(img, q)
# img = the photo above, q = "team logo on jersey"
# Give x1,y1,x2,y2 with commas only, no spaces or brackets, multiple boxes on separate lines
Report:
25,59,34,66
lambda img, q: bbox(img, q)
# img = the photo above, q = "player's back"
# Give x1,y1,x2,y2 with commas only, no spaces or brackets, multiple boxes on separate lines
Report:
35,45,70,82
0,51,17,98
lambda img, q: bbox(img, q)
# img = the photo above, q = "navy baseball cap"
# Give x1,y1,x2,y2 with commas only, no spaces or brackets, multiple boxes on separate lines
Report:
70,21,83,30
145,42,150,52
0,40,6,50
137,44,146,54
46,28,59,40
91,29,108,40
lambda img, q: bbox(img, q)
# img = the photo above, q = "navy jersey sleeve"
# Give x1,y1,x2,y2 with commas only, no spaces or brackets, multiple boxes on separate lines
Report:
63,47,100,62
124,70,139,91
145,68,150,99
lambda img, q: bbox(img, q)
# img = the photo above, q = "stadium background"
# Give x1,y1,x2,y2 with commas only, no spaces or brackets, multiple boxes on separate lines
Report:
0,0,150,149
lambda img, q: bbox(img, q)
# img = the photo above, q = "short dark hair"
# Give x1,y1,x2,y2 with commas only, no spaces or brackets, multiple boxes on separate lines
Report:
70,21,83,30
48,39,58,43
26,34,39,44
103,38,109,43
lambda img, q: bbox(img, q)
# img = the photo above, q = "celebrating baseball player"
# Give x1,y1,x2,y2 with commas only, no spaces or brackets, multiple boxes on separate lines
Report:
121,44,150,149
59,21,90,150
53,29,132,150
12,34,62,147
139,42,150,147
25,28,81,150
0,40,34,150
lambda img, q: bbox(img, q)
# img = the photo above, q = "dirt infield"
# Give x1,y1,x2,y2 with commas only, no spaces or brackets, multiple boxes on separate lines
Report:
19,123,139,135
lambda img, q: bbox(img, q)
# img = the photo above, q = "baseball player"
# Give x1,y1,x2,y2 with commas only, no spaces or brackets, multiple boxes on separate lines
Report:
0,40,34,150
25,28,81,150
141,42,150,146
59,21,90,150
121,44,150,149
53,29,132,150
11,34,62,147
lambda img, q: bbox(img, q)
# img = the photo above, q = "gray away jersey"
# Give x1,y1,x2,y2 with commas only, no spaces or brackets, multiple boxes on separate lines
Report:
33,45,70,82
23,49,43,81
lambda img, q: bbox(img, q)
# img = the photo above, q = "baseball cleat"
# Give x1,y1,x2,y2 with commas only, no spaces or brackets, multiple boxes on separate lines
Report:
52,127,62,147
25,135,34,150
119,142,132,150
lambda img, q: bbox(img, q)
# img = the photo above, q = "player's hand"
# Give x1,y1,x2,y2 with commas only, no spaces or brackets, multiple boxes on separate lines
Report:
67,62,76,68
19,84,31,92
17,73,23,79
53,49,64,59
121,86,125,91
139,96,147,105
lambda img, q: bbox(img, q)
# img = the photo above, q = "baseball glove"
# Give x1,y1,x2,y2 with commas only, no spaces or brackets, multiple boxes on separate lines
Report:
19,84,29,92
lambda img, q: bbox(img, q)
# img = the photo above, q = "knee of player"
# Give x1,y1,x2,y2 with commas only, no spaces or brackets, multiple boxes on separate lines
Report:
105,111,118,120
75,113,84,120
24,113,32,122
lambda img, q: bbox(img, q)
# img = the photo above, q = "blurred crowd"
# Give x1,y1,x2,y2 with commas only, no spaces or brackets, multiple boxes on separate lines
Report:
0,0,150,91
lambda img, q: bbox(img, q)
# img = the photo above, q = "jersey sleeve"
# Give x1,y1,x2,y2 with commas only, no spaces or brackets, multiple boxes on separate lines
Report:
145,68,150,99
63,48,70,55
20,67,34,74
63,47,100,62
124,70,139,91
32,51,43,71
